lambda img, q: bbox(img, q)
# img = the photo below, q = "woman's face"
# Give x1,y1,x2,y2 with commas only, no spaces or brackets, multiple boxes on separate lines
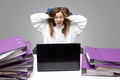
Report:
54,12,65,27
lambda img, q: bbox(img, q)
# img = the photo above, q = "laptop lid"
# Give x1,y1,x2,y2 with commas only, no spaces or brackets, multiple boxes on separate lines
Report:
37,43,81,71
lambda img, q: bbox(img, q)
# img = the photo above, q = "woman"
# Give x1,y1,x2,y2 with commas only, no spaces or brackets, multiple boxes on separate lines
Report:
30,7,87,44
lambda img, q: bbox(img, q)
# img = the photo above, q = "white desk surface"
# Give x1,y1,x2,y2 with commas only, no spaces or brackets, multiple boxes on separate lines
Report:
28,54,120,80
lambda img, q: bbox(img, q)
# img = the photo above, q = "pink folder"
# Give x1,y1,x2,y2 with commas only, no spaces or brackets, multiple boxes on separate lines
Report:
85,46,120,62
0,36,26,54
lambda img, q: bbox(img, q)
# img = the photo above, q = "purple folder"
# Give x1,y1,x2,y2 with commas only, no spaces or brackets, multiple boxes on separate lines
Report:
0,40,33,65
0,75,19,80
2,72,29,80
23,40,34,60
94,63,120,68
0,36,26,54
81,54,117,77
85,46,120,62
0,53,33,67
0,59,33,69
24,40,32,55
0,74,27,80
82,54,94,69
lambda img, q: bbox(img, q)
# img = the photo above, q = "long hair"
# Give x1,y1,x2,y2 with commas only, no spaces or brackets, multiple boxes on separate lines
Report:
47,7,71,37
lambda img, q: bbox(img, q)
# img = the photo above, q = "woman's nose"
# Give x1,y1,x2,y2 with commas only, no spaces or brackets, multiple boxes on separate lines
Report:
57,18,61,21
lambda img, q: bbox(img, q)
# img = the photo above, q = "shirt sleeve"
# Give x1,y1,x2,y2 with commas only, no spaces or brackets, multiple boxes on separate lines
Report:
30,13,49,32
68,15,87,35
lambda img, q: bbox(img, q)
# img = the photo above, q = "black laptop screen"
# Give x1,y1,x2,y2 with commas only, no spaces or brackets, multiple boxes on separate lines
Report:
37,43,80,60
36,43,81,71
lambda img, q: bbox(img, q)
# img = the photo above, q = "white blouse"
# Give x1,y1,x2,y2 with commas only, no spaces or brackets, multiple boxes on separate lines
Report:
30,13,87,44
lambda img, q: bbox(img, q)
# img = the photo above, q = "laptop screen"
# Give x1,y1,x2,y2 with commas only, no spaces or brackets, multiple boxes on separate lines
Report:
37,43,81,71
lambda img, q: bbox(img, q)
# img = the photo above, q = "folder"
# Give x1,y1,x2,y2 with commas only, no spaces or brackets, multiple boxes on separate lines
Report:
94,62,120,68
85,46,120,64
24,40,32,55
96,66,120,73
0,71,29,80
82,54,117,77
0,36,26,54
0,36,34,80
0,75,19,80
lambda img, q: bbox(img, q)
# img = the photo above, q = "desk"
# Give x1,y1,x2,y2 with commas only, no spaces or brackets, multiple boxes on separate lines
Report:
28,54,120,80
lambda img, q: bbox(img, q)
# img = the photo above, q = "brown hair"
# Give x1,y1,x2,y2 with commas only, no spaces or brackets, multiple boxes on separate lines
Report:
47,7,71,37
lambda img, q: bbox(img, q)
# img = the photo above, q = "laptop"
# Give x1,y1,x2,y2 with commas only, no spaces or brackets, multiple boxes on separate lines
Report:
36,43,81,71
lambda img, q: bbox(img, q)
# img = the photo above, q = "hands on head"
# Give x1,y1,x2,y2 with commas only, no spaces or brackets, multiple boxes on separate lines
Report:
46,7,72,20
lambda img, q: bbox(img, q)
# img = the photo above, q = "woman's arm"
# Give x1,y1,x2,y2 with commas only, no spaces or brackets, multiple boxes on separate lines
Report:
30,13,49,23
67,15,87,35
68,15,87,29
30,13,49,32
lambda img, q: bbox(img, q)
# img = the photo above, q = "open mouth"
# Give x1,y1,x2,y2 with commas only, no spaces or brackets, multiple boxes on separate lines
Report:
57,22,61,24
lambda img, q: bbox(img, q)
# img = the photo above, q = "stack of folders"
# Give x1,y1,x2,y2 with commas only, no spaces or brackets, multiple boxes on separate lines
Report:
82,46,120,77
0,36,34,80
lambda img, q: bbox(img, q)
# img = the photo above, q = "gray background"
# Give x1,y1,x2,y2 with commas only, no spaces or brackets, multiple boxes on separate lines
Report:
0,0,120,49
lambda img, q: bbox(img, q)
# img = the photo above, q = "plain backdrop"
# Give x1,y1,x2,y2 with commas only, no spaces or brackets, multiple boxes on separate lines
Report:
0,0,120,49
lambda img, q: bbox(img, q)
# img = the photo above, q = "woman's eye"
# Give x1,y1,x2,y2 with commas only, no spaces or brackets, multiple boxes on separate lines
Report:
60,16,64,18
60,17,63,19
